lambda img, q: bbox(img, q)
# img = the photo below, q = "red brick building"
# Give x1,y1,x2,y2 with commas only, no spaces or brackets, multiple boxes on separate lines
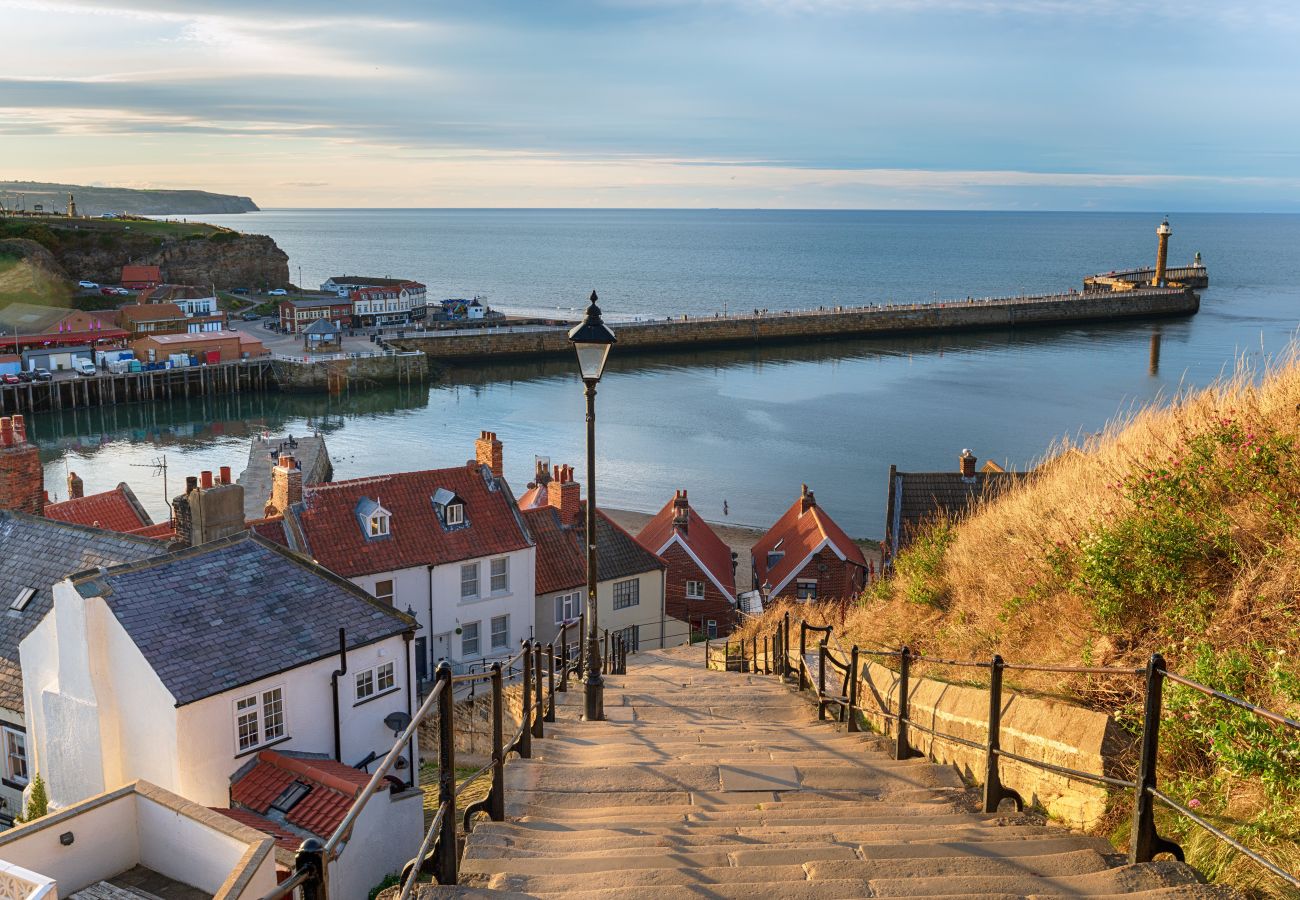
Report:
751,484,867,603
637,490,737,639
121,265,162,290
0,416,43,516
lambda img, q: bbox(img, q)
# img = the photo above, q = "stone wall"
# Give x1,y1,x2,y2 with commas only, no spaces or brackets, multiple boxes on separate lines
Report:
393,288,1199,363
270,353,427,393
418,681,531,758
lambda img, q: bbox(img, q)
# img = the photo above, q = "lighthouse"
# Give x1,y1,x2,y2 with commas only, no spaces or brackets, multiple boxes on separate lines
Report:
1152,218,1172,286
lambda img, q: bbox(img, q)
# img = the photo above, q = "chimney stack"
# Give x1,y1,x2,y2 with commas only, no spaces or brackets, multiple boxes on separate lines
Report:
266,453,303,517
67,471,85,500
174,468,246,546
800,483,815,514
0,416,44,515
547,464,581,524
672,490,690,533
475,430,504,479
960,449,977,480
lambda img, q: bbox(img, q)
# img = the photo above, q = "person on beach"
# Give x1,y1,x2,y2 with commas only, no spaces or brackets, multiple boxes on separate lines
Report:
723,500,729,516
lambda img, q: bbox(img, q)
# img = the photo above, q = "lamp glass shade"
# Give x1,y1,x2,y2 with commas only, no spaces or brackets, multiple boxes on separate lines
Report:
574,341,612,381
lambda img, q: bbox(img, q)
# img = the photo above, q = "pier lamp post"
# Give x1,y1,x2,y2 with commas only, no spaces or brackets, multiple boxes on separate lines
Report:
568,291,617,722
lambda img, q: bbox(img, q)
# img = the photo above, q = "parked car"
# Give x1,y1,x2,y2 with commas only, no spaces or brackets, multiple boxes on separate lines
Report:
16,371,33,383
99,286,117,296
1,374,19,385
73,359,97,377
240,311,261,321
34,368,52,381
78,280,98,289
231,287,250,295
267,288,288,296
112,287,131,295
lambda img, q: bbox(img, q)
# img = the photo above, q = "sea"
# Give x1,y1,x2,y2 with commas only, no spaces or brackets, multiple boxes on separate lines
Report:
28,209,1300,538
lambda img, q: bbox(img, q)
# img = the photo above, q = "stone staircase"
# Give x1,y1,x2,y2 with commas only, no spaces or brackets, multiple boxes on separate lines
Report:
414,645,1235,898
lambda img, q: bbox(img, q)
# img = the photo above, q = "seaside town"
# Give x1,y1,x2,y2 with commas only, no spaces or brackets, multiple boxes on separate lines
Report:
1,0,1298,896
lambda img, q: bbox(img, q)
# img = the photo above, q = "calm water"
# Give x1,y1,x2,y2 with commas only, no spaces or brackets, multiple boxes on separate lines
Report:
30,210,1300,537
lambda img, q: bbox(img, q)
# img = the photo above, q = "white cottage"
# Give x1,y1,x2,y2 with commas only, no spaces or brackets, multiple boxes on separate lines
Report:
19,533,423,898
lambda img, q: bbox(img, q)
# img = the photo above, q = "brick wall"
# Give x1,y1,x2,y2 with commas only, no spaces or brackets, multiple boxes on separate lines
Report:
661,543,735,637
0,416,44,516
778,545,864,602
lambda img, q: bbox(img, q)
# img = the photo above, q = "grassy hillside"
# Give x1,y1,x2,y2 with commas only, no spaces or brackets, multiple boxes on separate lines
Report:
0,181,257,216
738,352,1300,897
0,239,71,307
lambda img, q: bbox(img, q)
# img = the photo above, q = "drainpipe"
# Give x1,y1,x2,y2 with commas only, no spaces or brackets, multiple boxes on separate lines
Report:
403,631,416,789
427,565,436,676
330,628,347,762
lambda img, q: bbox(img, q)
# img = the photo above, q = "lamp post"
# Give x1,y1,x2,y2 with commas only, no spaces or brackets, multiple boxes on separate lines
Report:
568,290,617,722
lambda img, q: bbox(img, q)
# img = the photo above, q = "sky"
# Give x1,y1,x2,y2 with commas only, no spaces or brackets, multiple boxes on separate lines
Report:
1,0,1297,210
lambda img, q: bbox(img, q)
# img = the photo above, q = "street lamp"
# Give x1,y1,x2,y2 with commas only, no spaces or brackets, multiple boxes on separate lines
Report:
568,290,617,722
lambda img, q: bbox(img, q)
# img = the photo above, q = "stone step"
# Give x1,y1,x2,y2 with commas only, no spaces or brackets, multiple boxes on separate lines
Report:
458,844,860,876
484,864,811,892
525,883,1023,900
865,860,1201,896
471,812,1004,841
506,794,958,820
856,835,1118,861
504,761,964,794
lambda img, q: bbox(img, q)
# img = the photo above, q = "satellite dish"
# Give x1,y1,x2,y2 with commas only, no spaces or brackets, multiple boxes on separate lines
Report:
384,711,412,735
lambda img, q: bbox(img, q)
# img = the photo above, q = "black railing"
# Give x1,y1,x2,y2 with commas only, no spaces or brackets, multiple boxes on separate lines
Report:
717,616,1299,892
260,635,598,899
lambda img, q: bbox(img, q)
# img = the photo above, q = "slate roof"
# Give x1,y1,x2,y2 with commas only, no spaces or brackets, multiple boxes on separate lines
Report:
288,465,532,578
137,284,213,303
751,489,867,594
524,506,664,594
302,318,341,335
44,483,153,533
0,511,165,713
0,302,73,334
117,302,186,323
73,532,414,706
885,467,1028,557
228,749,374,841
638,495,736,600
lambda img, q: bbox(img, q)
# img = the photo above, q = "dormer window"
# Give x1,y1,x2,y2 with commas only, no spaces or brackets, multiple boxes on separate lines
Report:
432,488,467,529
355,497,392,540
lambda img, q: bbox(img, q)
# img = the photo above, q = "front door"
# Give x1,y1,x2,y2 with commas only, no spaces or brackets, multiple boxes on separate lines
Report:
433,631,452,669
414,637,428,684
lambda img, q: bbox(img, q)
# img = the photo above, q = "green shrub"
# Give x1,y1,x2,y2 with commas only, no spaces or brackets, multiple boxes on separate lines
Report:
893,520,953,608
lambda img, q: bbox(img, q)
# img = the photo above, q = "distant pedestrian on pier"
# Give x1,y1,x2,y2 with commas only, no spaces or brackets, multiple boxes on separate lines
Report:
723,500,729,516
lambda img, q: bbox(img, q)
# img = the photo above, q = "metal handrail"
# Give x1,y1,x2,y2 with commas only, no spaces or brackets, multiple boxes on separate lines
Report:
256,862,314,900
760,615,1300,890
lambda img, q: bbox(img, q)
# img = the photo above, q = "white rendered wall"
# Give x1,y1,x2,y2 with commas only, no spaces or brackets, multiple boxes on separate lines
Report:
329,787,423,900
430,546,535,667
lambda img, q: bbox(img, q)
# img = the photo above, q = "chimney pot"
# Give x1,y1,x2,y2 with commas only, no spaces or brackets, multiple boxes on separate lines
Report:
12,415,26,443
67,471,84,500
800,484,815,513
547,463,581,522
185,475,198,493
475,430,504,478
200,470,214,489
0,418,12,447
219,465,232,485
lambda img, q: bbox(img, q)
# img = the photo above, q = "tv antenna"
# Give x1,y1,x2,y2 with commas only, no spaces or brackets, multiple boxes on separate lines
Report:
129,454,171,511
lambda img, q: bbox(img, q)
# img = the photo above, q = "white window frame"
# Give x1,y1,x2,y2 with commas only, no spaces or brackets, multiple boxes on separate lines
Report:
373,579,394,604
461,621,481,657
3,726,27,786
355,661,396,702
554,591,583,625
445,503,464,526
490,557,509,594
613,579,640,610
490,615,509,650
234,686,286,754
460,563,479,599
685,580,705,600
369,513,390,537
355,668,375,701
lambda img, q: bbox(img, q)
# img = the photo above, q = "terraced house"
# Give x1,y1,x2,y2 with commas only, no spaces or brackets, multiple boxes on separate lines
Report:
265,432,536,680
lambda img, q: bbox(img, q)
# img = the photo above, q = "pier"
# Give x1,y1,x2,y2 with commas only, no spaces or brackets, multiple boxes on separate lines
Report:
239,432,333,519
394,284,1201,363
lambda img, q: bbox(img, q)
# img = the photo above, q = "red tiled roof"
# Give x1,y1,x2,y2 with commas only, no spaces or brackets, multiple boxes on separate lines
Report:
291,465,532,578
118,302,185,323
44,484,151,533
230,750,374,840
637,493,736,600
129,521,177,540
517,483,548,510
751,489,867,592
248,516,289,546
522,506,585,594
122,265,161,282
210,807,301,854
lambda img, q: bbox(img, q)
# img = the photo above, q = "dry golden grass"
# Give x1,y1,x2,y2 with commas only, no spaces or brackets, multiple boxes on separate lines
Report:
734,348,1300,898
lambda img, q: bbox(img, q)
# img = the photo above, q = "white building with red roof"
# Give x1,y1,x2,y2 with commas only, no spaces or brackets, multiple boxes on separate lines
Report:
637,490,737,639
268,432,536,680
751,484,868,602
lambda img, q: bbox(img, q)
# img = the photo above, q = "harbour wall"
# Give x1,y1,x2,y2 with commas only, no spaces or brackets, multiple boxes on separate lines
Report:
393,287,1199,362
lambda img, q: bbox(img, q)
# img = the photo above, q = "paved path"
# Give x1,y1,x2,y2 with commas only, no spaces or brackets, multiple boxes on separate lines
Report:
435,645,1234,898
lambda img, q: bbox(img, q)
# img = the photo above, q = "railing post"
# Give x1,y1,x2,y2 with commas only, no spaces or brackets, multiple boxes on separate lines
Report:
577,612,586,679
725,639,731,672
294,838,327,900
1130,653,1181,863
433,661,457,885
603,629,610,674
489,662,505,820
982,655,1019,813
895,646,911,760
847,646,859,732
705,637,711,668
798,624,808,691
817,640,828,720
558,622,569,693
545,643,557,722
532,640,545,739
519,641,533,759
752,636,758,675
782,611,791,678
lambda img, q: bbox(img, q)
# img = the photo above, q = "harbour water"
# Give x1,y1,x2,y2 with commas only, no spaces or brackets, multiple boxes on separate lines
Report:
29,210,1300,538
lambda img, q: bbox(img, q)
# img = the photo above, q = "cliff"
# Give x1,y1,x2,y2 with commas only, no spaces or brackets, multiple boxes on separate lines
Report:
0,181,257,216
0,218,288,289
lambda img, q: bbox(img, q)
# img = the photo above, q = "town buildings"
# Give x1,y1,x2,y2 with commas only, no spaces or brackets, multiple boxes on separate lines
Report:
320,276,429,328
138,284,221,318
883,449,1028,562
637,490,737,639
19,533,422,897
519,461,674,651
0,303,127,365
265,433,536,681
278,295,353,334
132,329,267,364
751,484,867,602
120,265,161,290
